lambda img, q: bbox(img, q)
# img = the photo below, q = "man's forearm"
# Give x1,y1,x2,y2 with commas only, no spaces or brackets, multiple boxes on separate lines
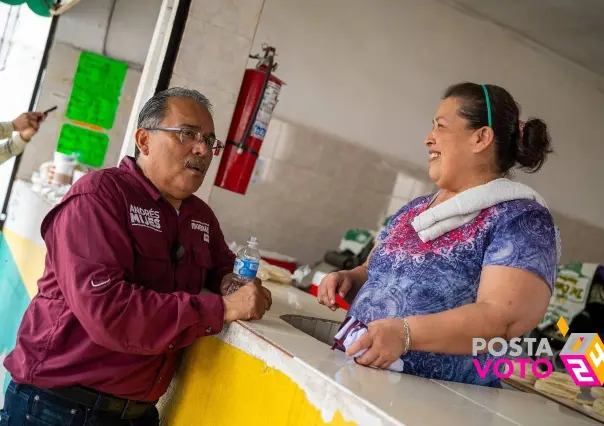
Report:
406,301,510,355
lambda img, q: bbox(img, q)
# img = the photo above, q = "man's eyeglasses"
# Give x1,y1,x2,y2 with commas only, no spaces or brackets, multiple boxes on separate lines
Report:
144,127,225,156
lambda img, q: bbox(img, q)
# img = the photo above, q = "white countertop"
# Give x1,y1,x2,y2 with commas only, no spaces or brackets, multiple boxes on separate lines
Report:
229,281,601,426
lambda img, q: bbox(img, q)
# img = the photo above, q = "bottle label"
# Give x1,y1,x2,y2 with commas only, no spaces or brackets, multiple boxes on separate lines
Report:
234,258,259,280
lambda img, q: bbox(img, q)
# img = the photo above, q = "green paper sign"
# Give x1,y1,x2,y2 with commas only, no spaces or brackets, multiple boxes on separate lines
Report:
65,52,128,129
56,124,109,168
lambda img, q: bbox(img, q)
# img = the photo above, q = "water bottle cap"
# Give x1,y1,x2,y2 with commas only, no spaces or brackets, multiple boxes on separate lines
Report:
247,236,259,246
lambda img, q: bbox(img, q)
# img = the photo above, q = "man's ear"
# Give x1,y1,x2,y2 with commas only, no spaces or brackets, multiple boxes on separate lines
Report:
135,128,150,157
472,126,495,154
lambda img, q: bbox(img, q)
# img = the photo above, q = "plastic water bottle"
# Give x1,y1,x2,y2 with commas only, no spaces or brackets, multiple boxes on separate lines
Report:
228,236,261,294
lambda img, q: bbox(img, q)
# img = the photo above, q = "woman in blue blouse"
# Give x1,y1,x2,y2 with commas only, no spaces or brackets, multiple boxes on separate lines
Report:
318,82,558,387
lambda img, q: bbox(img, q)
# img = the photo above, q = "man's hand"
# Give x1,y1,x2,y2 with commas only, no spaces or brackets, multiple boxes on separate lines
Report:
347,318,406,369
220,273,235,295
317,271,355,311
222,279,272,323
12,112,46,142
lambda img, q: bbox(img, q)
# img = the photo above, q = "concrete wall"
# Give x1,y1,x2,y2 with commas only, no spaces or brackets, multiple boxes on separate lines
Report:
205,0,604,264
16,0,162,180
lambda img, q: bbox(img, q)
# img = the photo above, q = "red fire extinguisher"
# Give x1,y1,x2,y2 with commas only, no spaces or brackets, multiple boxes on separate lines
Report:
214,45,284,194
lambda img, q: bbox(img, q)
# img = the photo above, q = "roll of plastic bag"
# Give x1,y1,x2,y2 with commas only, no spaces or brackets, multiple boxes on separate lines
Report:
332,316,405,373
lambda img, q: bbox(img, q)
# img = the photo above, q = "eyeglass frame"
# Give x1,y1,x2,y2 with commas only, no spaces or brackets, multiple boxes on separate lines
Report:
142,126,225,156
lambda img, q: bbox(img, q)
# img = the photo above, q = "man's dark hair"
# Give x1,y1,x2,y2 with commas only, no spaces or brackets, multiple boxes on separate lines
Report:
134,87,213,159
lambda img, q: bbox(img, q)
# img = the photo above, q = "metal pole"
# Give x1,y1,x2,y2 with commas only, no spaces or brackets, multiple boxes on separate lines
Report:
155,0,191,92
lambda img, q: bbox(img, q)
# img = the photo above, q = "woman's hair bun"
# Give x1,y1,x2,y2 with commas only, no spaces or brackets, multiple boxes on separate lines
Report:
516,118,553,173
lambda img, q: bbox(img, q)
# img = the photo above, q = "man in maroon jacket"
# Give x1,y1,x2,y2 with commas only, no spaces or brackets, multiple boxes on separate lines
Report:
1,88,272,425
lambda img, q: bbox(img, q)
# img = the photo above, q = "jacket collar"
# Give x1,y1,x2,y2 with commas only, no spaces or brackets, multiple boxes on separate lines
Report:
119,156,201,214
119,156,163,201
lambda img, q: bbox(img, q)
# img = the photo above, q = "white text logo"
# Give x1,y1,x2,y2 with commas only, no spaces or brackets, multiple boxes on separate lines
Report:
130,205,161,232
191,220,210,242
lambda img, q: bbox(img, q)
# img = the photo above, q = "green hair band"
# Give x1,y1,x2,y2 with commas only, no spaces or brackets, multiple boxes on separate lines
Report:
481,84,492,127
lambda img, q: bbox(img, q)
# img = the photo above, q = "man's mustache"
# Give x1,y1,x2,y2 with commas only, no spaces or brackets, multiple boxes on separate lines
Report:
184,158,207,171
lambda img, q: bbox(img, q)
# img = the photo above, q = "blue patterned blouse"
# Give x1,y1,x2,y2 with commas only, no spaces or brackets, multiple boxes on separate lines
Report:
347,194,558,386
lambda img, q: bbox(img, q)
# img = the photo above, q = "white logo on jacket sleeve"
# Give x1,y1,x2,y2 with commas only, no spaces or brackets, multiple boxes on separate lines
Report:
191,220,210,242
91,279,111,287
129,205,162,232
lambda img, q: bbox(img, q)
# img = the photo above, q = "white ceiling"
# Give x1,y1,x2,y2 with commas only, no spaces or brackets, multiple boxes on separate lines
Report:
442,0,604,77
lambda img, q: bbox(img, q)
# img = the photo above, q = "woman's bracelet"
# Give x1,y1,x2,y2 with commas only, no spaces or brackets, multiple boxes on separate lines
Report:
401,317,412,356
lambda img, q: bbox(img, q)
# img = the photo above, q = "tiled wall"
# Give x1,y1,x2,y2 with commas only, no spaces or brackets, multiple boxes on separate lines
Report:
170,0,265,202
209,118,435,265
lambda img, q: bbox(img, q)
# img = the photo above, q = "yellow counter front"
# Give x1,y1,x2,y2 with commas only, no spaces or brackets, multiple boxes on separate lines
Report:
157,282,597,426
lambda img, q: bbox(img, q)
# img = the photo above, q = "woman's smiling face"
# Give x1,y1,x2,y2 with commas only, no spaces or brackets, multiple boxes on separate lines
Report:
424,96,486,191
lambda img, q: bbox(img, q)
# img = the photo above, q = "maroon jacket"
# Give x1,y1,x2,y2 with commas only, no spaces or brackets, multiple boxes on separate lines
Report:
4,157,235,401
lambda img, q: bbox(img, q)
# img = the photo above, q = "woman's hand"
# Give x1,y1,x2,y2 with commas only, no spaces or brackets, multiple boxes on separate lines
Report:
317,271,355,311
318,246,377,310
347,318,407,369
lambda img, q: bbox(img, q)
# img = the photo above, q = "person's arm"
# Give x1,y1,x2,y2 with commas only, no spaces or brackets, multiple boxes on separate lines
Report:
47,184,225,356
405,266,551,354
0,113,46,164
0,132,27,165
0,121,14,139
319,230,382,308
348,208,557,367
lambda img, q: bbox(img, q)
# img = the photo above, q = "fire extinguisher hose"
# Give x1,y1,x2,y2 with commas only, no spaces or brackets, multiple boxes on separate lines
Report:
232,53,275,156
